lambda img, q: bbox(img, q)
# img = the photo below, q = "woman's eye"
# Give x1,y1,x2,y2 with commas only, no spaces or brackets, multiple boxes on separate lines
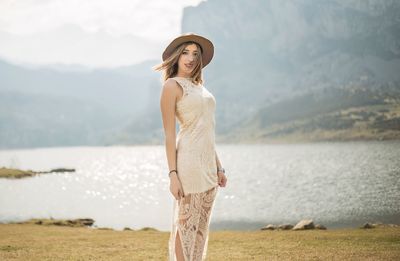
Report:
183,52,198,56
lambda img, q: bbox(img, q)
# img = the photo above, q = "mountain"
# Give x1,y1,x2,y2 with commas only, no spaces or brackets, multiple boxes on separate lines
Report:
1,0,400,148
0,59,161,148
123,0,400,143
0,59,158,115
182,0,399,109
180,0,400,140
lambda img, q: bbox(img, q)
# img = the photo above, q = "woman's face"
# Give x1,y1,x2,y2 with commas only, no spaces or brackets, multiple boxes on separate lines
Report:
177,43,199,75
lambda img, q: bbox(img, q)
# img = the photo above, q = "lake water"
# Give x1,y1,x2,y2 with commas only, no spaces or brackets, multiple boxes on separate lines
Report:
0,141,399,232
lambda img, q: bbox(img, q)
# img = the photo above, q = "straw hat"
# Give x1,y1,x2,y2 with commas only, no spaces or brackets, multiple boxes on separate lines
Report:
162,32,214,68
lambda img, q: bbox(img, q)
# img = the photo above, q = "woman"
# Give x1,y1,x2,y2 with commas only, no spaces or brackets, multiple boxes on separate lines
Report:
154,32,227,261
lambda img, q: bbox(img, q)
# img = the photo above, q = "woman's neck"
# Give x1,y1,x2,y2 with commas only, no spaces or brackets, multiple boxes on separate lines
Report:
175,73,192,78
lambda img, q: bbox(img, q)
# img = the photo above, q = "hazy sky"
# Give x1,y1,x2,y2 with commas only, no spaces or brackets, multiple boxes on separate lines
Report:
0,0,204,68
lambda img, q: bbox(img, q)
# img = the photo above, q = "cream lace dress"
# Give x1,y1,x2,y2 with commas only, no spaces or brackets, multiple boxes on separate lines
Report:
168,76,220,261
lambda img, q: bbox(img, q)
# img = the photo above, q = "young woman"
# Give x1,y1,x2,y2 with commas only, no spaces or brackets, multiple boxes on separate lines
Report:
154,32,227,261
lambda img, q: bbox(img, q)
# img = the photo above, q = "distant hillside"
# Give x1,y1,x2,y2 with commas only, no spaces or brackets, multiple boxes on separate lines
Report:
221,83,400,143
0,59,160,149
0,59,157,115
0,90,118,148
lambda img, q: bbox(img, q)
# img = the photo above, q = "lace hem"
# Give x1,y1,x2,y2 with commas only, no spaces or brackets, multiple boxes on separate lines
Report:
168,185,219,261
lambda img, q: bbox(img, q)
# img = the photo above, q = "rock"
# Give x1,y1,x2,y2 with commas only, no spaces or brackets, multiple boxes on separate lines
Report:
366,222,399,228
292,219,315,230
27,218,95,227
49,168,75,173
261,224,276,230
139,227,158,231
6,217,97,228
361,222,375,229
315,224,327,230
76,218,95,226
278,224,293,230
123,227,133,231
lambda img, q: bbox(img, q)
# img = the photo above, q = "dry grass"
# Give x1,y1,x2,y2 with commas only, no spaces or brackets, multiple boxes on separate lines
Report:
0,167,75,179
0,167,37,179
0,223,399,260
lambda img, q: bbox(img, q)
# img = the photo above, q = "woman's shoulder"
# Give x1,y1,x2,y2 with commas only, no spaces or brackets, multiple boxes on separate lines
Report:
160,78,183,100
165,76,184,84
163,77,182,88
166,77,192,90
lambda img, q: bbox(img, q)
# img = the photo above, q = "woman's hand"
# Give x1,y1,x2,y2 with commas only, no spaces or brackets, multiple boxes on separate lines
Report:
169,173,184,200
217,172,227,187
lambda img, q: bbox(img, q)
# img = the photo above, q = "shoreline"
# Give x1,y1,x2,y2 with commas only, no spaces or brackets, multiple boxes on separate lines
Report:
210,212,400,231
2,217,399,232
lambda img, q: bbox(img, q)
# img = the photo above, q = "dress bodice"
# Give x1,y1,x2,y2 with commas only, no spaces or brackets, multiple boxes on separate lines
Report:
170,76,218,194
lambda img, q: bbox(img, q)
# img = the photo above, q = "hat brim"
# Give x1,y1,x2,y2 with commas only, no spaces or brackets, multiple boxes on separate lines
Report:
162,33,214,68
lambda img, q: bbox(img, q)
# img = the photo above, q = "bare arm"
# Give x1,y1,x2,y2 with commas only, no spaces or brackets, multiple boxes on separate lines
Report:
160,79,177,173
160,79,184,199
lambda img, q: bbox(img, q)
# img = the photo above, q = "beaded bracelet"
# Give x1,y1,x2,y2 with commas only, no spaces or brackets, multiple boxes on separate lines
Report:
168,169,178,177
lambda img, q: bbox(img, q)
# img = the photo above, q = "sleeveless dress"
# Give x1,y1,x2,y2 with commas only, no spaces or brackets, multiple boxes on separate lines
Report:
168,76,220,261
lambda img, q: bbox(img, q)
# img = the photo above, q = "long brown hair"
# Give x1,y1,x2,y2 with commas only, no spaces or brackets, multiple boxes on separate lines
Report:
153,41,204,85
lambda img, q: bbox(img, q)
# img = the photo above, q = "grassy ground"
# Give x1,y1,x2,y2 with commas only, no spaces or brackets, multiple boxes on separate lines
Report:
0,223,399,260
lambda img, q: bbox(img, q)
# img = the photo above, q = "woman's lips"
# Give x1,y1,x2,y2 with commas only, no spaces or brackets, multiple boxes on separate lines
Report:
185,64,193,69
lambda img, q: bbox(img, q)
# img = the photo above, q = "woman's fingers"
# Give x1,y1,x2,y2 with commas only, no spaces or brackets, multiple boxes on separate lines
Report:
217,173,225,186
171,187,179,200
218,174,227,187
170,178,184,200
